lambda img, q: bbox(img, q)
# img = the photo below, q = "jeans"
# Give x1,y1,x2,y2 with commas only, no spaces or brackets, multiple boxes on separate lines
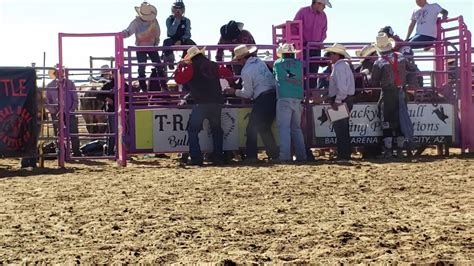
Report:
332,97,353,160
276,98,307,161
187,104,224,163
246,91,279,159
107,112,116,156
408,34,436,49
136,50,166,91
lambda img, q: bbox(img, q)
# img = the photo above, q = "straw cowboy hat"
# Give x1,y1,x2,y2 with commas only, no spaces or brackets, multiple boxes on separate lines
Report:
355,44,377,61
315,0,332,8
277,43,301,57
135,2,157,22
323,43,351,59
183,46,206,62
233,44,258,60
375,32,396,53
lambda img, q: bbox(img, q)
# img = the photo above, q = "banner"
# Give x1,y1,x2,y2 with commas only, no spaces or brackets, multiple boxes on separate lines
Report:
313,103,455,146
0,68,38,157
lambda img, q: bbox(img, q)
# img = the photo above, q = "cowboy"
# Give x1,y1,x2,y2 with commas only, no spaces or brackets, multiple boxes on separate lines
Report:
380,26,423,87
216,21,256,69
45,69,82,157
224,45,279,163
162,0,196,69
274,44,307,162
405,0,448,48
173,46,234,166
323,43,355,160
370,33,414,157
294,0,331,88
122,2,167,92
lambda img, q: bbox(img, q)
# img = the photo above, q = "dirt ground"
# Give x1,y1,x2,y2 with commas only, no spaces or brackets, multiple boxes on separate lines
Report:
0,152,473,264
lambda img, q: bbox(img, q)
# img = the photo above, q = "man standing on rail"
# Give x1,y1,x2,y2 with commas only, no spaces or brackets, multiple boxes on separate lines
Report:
294,0,331,88
122,2,167,92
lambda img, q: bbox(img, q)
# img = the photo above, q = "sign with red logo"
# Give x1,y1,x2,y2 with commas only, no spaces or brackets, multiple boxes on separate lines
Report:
0,68,38,157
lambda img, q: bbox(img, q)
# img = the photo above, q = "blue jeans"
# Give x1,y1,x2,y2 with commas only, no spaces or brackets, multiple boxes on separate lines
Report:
408,34,436,49
187,104,223,163
246,91,279,159
276,98,306,161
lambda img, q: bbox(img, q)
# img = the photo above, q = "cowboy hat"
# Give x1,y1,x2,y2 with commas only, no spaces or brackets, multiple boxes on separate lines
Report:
355,44,377,61
220,20,244,41
315,0,332,8
183,46,206,62
323,43,351,59
100,64,111,74
135,2,157,22
233,44,258,60
277,43,301,58
375,32,396,53
172,0,185,10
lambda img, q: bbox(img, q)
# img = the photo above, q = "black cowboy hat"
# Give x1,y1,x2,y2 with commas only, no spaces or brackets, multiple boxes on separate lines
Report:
220,20,244,41
172,0,185,10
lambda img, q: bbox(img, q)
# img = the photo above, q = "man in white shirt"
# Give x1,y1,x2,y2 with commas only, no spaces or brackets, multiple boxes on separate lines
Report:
225,45,279,163
324,43,355,160
405,0,448,48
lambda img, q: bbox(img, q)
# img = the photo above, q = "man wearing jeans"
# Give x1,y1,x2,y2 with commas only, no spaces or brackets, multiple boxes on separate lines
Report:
174,46,234,166
405,0,448,48
323,43,355,160
294,0,331,88
225,45,279,163
122,2,167,91
273,44,307,162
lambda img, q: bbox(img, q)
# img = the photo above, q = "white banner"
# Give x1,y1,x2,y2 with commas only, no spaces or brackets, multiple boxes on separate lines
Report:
152,108,239,152
313,103,455,140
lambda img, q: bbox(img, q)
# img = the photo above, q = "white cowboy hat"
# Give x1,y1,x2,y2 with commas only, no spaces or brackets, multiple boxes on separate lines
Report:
375,32,396,53
355,44,377,61
315,0,332,8
183,46,206,62
323,43,351,59
277,43,301,58
233,44,258,60
135,2,157,22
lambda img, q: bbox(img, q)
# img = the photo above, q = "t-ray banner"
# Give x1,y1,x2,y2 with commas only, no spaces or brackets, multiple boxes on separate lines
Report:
0,68,38,157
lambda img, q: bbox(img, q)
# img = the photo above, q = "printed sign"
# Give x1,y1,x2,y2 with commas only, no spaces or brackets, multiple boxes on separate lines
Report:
152,108,239,152
0,68,38,157
313,103,455,146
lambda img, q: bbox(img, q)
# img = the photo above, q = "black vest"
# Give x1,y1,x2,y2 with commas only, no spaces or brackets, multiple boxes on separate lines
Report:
188,55,223,104
168,16,187,41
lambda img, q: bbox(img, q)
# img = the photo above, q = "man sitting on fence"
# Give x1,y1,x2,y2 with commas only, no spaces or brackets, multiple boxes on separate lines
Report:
405,0,448,48
174,46,234,166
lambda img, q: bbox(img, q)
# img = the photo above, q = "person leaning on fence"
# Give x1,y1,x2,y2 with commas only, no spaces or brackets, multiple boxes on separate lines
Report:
45,69,82,157
122,2,167,92
173,46,234,166
294,0,331,89
224,45,279,163
273,44,307,162
354,44,378,87
405,0,448,48
323,43,355,161
162,0,196,69
370,33,414,158
216,20,256,75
